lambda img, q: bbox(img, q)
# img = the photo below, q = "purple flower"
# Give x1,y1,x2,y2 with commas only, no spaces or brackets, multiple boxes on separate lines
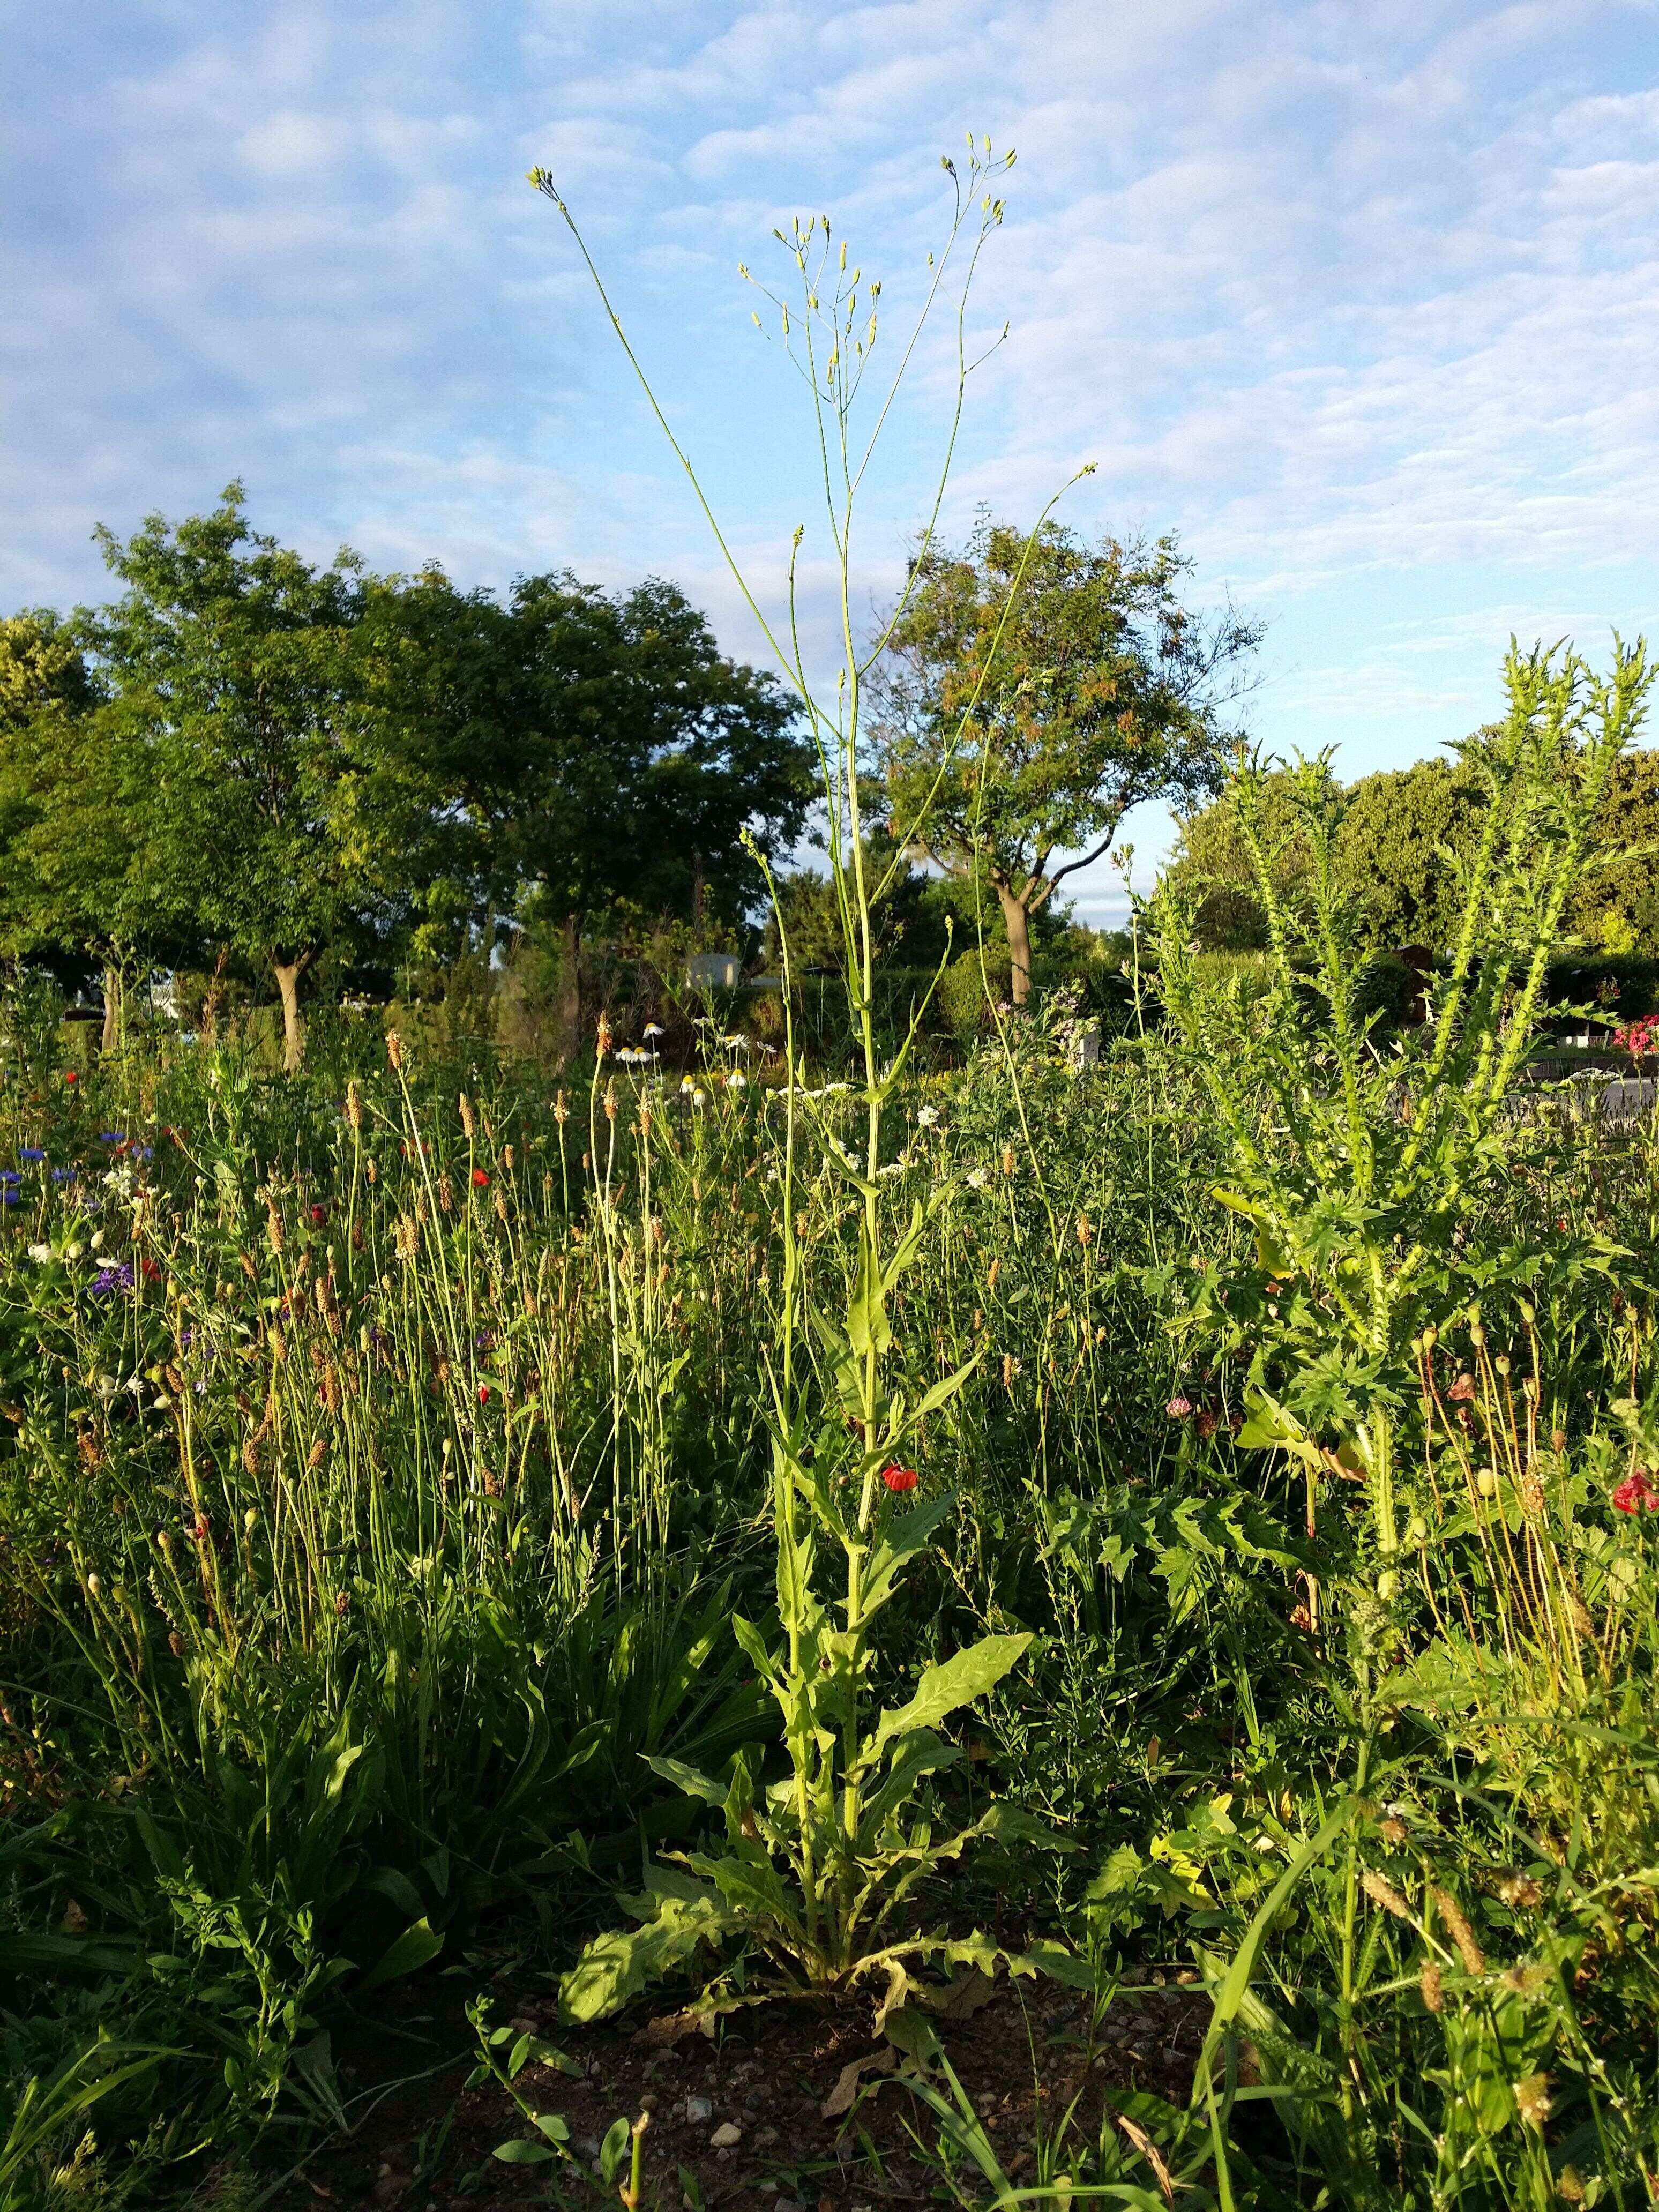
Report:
89,1262,136,1296
51,1168,77,1183
98,1132,125,1145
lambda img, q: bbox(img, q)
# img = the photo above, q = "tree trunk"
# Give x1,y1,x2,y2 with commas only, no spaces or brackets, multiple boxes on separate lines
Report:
691,849,705,933
273,960,305,1074
100,966,122,1055
559,913,582,1066
997,886,1035,1007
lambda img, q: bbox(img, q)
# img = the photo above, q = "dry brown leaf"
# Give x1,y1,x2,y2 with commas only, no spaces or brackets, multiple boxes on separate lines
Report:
820,2045,897,2119
1112,2111,1175,2206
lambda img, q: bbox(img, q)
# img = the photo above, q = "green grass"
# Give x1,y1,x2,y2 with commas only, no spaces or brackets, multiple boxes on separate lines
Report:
0,997,1655,2207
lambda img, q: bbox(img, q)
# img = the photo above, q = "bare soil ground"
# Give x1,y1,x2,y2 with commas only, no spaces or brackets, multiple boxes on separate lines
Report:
276,1969,1210,2211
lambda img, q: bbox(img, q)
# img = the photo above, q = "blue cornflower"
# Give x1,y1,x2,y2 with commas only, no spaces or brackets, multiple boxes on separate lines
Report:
18,1147,44,1162
98,1132,126,1144
50,1168,76,1183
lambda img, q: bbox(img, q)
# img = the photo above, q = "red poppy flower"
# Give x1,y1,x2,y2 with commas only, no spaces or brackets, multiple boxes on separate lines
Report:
139,1255,161,1283
310,1203,327,1224
477,1384,491,1406
1612,1469,1659,1515
472,1168,490,1189
880,1462,918,1494
65,1070,78,1085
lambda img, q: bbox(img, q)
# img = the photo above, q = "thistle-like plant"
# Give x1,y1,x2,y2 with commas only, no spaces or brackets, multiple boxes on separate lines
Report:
532,145,1082,2023
1145,638,1653,1566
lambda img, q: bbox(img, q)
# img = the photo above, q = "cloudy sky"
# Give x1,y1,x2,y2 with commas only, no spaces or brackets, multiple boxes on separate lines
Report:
4,1,1655,920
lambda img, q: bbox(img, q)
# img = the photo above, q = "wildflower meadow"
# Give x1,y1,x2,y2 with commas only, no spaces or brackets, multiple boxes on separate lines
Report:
2,145,1657,2212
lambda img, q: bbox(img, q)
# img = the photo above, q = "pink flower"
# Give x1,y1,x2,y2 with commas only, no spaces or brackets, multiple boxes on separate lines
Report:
1166,1394,1193,1419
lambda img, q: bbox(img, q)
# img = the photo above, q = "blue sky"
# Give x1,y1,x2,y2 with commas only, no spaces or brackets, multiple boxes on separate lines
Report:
3,1,1656,922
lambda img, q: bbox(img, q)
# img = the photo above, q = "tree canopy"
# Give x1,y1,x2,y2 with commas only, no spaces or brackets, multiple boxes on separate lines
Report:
1168,746,1659,960
0,488,811,1067
869,517,1260,1000
83,487,398,1067
359,564,811,1054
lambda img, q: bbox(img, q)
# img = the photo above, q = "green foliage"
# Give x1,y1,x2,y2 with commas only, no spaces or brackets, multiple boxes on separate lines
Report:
1174,741,1659,964
81,486,401,1068
368,564,811,1040
1573,746,1659,954
546,145,1079,2030
1148,639,1654,1546
0,501,809,1074
870,516,1260,999
0,875,1655,2198
4,145,1659,2212
1336,756,1492,952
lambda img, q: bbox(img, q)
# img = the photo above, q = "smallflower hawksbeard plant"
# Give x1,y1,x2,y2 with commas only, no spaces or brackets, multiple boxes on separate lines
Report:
539,142,1087,2030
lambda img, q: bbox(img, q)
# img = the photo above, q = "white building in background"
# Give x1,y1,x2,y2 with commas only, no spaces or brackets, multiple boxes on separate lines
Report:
687,953,742,992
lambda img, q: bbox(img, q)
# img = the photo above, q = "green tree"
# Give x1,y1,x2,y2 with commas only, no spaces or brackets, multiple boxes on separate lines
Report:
0,612,161,1048
370,567,810,1057
1573,747,1659,953
1164,766,1308,952
87,485,406,1071
765,839,956,976
1169,745,1659,961
1331,758,1489,952
870,518,1259,1001
1168,756,1489,956
0,609,96,725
